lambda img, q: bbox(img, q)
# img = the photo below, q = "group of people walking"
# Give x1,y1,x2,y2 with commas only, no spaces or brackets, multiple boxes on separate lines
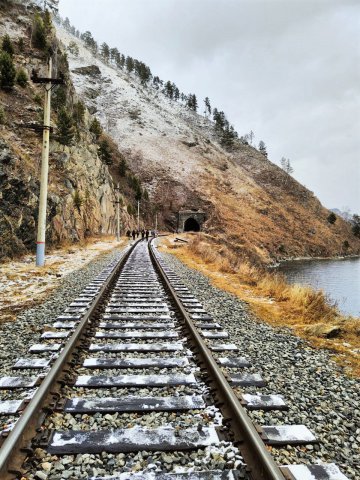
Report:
126,229,152,241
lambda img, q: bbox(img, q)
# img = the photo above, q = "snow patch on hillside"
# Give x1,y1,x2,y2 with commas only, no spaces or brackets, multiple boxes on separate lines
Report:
56,27,219,184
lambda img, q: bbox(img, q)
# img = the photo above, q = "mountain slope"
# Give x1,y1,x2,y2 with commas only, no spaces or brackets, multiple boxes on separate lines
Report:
57,26,359,263
0,1,137,260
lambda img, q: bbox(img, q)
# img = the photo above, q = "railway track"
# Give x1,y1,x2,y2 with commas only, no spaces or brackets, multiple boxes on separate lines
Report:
0,240,350,480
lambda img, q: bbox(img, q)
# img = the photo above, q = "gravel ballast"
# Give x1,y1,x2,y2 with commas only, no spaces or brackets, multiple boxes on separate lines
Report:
0,248,124,428
160,250,360,480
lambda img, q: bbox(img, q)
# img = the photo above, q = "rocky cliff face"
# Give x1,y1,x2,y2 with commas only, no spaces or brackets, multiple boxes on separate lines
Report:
0,1,135,260
56,25,360,263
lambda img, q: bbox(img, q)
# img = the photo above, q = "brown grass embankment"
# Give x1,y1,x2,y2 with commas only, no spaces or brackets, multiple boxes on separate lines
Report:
160,234,359,377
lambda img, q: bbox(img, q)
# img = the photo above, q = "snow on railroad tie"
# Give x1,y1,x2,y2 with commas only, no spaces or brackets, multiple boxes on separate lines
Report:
55,314,82,321
29,343,62,353
0,399,25,415
103,315,172,321
191,314,213,321
41,331,70,339
217,357,251,368
74,373,197,388
209,343,238,352
13,358,51,369
241,394,288,411
261,425,317,445
48,425,220,455
98,322,175,329
82,357,189,369
105,308,171,313
64,395,206,413
200,330,229,339
89,343,184,352
52,321,77,329
230,373,266,387
195,322,222,330
0,376,40,389
280,463,349,480
89,472,240,480
94,331,178,339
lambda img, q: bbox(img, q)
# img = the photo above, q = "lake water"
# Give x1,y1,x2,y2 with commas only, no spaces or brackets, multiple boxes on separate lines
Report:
277,257,360,317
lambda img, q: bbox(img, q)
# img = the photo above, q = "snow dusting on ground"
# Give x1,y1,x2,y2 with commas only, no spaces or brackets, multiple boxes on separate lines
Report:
0,238,126,323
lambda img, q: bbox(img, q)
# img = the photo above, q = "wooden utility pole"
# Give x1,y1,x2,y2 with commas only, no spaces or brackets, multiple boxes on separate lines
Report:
31,56,64,266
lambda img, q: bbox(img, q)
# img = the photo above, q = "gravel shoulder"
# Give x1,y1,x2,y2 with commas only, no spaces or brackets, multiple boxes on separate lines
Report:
0,238,127,324
160,249,360,479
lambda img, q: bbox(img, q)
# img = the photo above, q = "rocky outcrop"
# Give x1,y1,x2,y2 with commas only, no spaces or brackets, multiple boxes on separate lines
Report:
0,2,136,261
0,134,133,260
72,65,101,76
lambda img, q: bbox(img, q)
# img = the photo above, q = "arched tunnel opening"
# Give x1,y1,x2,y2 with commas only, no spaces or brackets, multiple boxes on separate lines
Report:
184,217,200,232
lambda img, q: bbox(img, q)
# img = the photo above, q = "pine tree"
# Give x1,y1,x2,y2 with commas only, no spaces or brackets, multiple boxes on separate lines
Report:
125,56,134,73
68,41,79,56
114,51,121,68
164,80,173,99
204,97,211,116
32,14,47,50
135,185,142,201
119,157,127,176
44,0,59,12
82,31,97,54
57,108,75,145
43,9,52,33
89,117,102,139
110,47,119,63
352,215,360,238
82,31,93,47
153,76,161,89
100,42,110,62
327,212,337,224
213,109,226,131
258,140,267,156
63,17,71,31
0,52,16,89
187,94,198,111
2,34,14,56
73,100,85,124
280,157,294,175
173,86,180,101
16,68,28,87
98,139,112,165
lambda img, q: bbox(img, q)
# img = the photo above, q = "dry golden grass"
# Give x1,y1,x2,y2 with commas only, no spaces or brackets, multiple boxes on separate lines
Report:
160,234,359,377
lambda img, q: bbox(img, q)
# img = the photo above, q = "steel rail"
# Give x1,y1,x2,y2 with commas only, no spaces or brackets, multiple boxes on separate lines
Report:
149,239,285,480
0,241,138,479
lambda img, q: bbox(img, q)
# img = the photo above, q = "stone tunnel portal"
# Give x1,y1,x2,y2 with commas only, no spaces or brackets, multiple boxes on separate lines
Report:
184,217,200,232
177,210,205,233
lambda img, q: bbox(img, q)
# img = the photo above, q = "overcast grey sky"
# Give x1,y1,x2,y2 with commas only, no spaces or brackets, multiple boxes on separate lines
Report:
59,0,360,212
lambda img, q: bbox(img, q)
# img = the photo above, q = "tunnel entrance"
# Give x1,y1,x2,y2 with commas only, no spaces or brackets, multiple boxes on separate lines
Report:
184,217,200,232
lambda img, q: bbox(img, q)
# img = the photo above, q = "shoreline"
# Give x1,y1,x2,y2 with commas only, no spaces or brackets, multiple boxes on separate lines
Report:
270,253,360,268
159,234,360,377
